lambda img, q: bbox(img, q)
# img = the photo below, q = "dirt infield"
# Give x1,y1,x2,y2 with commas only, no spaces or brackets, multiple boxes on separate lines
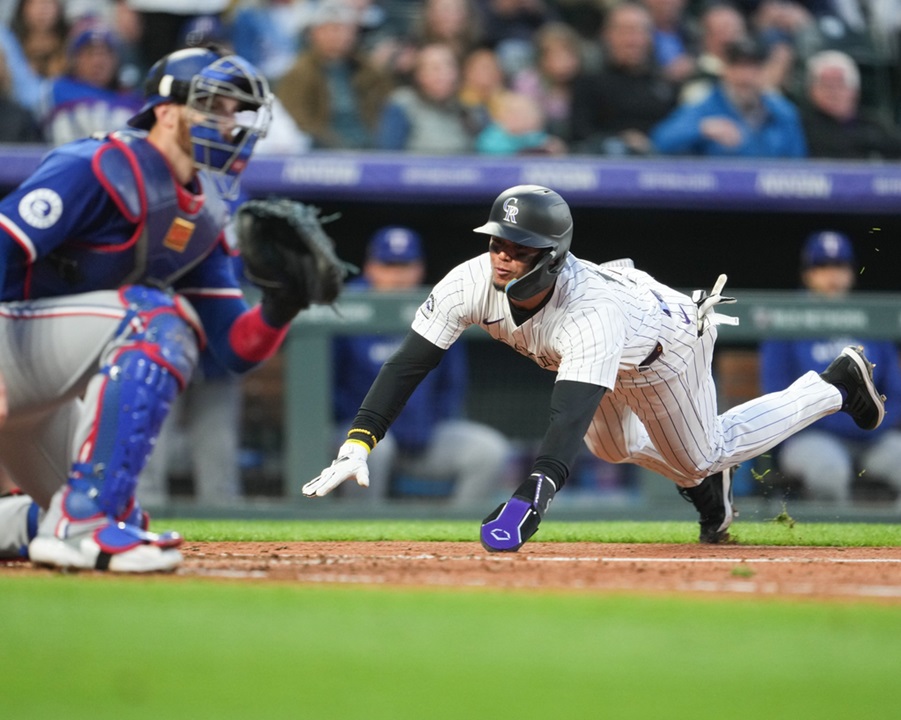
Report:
172,542,901,601
5,542,900,601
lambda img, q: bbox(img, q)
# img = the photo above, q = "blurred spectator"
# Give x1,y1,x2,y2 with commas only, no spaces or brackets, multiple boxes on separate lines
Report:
478,0,558,76
333,226,512,506
650,36,806,156
641,0,696,83
747,0,814,91
9,0,69,80
123,0,231,74
569,1,679,155
376,42,475,153
801,49,901,159
414,0,484,59
230,0,312,85
475,89,566,154
458,46,507,133
276,0,392,150
511,21,584,143
679,1,748,105
869,0,901,58
38,19,143,146
0,43,44,142
0,22,43,111
759,231,901,504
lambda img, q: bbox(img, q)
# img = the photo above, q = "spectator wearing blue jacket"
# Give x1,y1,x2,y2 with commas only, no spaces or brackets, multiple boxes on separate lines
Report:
333,226,511,505
650,37,806,158
759,231,901,503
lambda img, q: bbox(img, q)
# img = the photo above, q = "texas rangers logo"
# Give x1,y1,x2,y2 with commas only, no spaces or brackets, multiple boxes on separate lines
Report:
502,197,519,223
19,188,63,229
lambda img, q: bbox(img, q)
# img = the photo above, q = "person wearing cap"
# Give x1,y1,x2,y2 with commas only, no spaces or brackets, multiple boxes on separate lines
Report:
38,19,143,146
332,226,511,505
650,36,806,157
759,231,901,504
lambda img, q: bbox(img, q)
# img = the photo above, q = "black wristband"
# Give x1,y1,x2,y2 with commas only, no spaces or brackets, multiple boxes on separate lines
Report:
512,472,557,519
346,427,378,451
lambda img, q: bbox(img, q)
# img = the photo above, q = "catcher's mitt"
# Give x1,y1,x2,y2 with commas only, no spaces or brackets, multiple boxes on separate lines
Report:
235,198,354,319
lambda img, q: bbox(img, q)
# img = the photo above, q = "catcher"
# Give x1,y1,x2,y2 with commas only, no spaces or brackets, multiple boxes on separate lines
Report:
0,47,349,572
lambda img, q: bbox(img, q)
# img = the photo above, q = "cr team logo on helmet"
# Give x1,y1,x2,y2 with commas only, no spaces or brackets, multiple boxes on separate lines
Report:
474,185,573,302
502,197,519,223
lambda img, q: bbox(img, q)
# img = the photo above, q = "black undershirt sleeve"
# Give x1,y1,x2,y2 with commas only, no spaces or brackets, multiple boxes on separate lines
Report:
531,380,608,490
349,330,446,443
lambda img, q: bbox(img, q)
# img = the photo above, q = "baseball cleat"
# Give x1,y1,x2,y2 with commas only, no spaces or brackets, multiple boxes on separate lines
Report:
820,345,886,431
678,468,736,544
28,487,183,573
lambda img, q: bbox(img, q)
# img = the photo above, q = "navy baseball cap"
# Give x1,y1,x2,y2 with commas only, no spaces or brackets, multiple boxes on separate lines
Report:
367,227,423,264
801,231,855,268
67,21,119,57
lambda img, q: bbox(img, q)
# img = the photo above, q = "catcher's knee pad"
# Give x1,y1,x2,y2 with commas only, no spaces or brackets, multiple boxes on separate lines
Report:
76,287,202,517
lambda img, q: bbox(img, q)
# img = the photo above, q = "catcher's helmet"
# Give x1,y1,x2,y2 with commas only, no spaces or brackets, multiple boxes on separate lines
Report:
473,185,573,301
127,48,272,198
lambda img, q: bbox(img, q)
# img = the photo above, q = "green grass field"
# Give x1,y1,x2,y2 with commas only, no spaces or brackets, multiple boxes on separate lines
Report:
3,519,901,720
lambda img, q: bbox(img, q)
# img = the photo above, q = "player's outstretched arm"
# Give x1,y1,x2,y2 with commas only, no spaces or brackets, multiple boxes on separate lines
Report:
481,380,607,552
303,331,446,498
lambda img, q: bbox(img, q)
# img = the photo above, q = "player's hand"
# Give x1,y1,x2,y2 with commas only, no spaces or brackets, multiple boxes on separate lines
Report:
480,473,557,552
302,441,370,498
692,274,739,336
699,117,742,147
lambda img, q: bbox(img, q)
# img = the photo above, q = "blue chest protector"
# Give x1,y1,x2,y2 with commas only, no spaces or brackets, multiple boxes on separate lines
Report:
28,129,228,297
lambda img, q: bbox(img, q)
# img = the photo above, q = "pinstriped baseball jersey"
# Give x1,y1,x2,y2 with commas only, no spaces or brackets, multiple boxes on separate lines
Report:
412,253,686,389
411,251,845,485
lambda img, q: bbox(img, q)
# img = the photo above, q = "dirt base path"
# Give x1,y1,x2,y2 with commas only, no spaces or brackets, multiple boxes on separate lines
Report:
169,542,901,601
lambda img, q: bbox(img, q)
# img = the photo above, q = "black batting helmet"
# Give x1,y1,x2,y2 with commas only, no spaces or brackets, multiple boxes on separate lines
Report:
473,185,573,301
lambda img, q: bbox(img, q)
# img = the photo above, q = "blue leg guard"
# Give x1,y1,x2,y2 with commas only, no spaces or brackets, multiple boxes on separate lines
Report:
71,286,200,518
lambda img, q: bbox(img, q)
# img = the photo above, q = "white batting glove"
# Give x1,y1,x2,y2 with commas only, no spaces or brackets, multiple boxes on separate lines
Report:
302,441,370,498
692,273,739,336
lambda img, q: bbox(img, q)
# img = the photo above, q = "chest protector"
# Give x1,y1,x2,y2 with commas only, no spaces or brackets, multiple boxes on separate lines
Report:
30,129,228,296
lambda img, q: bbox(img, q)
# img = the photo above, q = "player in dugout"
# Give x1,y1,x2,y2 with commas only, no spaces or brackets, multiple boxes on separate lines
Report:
304,184,888,550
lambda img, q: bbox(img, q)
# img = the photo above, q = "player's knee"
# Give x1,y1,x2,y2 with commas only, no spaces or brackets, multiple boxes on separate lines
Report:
113,286,203,387
585,437,629,464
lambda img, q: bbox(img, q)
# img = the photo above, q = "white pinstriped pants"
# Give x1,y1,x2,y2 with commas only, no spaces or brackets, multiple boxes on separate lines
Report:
584,294,842,486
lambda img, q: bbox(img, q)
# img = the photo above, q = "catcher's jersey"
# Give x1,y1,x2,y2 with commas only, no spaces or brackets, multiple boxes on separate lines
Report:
411,253,688,390
0,129,233,301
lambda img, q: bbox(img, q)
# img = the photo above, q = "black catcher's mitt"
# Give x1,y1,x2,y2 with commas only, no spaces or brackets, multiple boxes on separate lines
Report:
235,198,354,322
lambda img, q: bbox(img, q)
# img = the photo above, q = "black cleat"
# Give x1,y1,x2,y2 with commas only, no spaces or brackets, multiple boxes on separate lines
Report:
678,468,736,544
819,345,886,431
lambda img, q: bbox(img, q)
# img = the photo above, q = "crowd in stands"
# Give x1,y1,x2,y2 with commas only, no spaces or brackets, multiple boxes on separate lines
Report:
0,0,898,159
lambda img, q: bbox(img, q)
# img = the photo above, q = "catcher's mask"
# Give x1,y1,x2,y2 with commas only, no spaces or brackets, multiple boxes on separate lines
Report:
128,48,272,199
473,185,573,302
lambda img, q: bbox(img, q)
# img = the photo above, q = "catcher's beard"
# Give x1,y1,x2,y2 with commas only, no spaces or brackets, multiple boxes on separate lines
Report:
176,110,194,161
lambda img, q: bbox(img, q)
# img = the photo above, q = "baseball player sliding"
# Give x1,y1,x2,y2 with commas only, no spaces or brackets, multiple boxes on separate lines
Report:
305,185,887,550
0,47,347,572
